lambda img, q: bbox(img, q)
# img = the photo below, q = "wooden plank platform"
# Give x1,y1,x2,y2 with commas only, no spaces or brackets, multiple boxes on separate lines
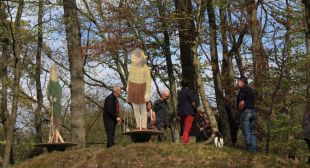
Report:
122,129,164,143
35,143,77,152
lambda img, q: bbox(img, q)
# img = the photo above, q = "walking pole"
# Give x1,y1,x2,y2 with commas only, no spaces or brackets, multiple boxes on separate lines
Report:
49,97,54,143
51,97,55,142
48,102,52,143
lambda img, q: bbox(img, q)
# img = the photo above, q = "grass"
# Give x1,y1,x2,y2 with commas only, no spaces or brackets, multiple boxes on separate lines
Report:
14,143,308,168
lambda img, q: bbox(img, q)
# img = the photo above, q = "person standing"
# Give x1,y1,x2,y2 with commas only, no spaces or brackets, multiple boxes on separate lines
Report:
154,90,170,141
194,105,212,142
103,86,122,148
146,101,156,129
236,77,256,152
178,79,196,144
127,48,151,130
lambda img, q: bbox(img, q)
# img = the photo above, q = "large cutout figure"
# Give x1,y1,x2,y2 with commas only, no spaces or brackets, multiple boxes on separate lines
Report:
127,48,151,130
47,64,64,143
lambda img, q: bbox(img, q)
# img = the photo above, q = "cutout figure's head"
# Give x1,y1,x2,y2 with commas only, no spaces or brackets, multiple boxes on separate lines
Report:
130,48,147,66
50,64,59,81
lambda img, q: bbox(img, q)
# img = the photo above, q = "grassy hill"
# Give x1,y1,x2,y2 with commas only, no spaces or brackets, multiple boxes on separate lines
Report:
14,143,307,168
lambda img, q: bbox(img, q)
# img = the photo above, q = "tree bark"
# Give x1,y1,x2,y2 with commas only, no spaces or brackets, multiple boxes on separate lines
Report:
174,0,199,103
0,2,11,166
206,0,231,144
303,0,310,53
63,0,86,148
0,1,10,135
34,0,44,143
219,6,239,146
157,0,180,142
2,0,24,167
190,0,219,134
246,0,268,97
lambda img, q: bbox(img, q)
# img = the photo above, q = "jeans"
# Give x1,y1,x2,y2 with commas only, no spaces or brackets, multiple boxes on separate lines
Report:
240,109,256,152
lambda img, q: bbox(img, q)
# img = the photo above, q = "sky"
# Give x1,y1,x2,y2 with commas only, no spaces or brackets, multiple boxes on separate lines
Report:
14,0,231,110
9,0,305,129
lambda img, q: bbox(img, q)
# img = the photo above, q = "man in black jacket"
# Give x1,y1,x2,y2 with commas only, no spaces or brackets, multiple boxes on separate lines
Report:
154,90,170,141
103,86,122,148
236,77,256,152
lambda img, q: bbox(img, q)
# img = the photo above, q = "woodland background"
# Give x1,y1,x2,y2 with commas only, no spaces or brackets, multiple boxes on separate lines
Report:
1,0,310,167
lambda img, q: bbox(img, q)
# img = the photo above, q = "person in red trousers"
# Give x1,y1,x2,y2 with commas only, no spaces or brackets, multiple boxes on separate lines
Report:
178,79,197,143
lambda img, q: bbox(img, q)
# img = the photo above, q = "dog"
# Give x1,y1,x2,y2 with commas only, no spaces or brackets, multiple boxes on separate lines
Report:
214,131,224,147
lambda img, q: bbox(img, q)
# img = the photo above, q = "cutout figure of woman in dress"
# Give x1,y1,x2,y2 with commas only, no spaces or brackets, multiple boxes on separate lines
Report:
127,48,151,130
47,64,64,143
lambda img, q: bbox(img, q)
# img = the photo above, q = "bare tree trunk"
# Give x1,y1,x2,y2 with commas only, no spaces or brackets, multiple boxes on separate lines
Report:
192,53,219,135
219,6,239,146
34,0,44,143
190,0,219,135
0,1,9,135
227,4,247,78
206,0,231,144
174,0,199,103
303,1,310,149
220,3,248,146
63,0,86,148
156,0,180,143
0,3,10,167
246,0,268,97
2,1,24,167
303,0,310,53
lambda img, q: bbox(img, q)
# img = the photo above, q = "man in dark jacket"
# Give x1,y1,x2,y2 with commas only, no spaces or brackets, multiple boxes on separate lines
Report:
154,90,170,141
236,77,256,152
103,86,122,148
178,79,196,143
